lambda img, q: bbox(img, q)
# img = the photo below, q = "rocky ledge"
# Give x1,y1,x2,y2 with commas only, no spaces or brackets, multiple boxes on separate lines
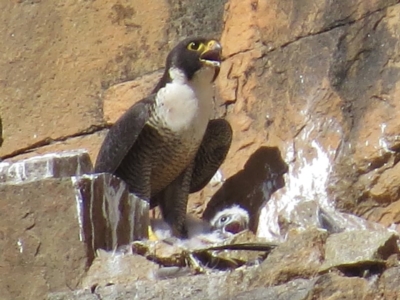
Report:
0,151,399,300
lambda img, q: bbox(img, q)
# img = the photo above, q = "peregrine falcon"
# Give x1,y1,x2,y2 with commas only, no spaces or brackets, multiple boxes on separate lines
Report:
95,37,232,238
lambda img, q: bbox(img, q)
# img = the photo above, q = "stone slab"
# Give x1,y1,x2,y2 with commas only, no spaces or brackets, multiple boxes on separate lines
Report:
0,150,92,184
0,178,88,300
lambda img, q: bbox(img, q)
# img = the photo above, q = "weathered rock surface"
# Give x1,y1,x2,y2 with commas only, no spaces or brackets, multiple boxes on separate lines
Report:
212,0,400,242
5,153,395,300
321,230,399,272
0,149,92,183
380,266,400,299
232,279,316,300
249,228,327,287
48,227,400,300
74,174,149,256
3,0,400,236
0,151,148,299
0,0,227,159
49,270,252,300
3,0,400,299
309,273,376,300
0,177,88,299
7,131,108,165
81,249,158,289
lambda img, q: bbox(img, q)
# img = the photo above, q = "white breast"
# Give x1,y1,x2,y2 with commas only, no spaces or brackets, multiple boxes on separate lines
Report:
155,68,214,141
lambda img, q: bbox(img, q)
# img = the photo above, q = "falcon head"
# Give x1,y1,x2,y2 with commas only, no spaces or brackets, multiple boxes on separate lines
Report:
210,205,250,235
166,37,222,82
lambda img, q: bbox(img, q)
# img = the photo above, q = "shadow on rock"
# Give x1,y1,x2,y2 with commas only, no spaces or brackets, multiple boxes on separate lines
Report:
203,146,288,232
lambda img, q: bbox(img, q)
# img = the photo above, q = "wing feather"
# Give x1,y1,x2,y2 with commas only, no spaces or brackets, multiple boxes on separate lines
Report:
189,119,232,193
94,96,155,173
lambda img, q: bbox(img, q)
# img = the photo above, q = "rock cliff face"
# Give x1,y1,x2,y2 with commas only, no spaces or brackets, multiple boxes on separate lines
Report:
215,0,400,239
1,0,400,299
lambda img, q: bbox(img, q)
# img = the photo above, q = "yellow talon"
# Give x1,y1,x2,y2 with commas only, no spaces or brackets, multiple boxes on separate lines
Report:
148,226,158,241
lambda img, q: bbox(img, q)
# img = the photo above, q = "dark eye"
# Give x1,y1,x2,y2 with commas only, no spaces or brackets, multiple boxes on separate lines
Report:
188,41,201,51
220,216,227,223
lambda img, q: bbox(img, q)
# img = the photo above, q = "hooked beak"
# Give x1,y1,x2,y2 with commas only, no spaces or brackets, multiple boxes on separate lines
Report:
200,40,222,81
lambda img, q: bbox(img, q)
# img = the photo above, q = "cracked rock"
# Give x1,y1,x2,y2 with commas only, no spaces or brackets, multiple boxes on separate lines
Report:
0,152,149,299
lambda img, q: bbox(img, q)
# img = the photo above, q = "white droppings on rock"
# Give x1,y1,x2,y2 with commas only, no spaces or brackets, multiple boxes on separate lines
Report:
210,169,224,185
71,176,85,242
17,238,23,254
378,123,393,153
0,149,91,184
257,122,337,241
103,176,125,249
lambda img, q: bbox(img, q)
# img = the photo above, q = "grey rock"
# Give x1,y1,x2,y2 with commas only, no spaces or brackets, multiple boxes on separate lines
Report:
46,226,400,300
320,229,399,272
49,270,253,300
81,250,158,288
232,278,316,300
250,228,328,287
47,290,97,300
379,266,400,299
309,273,376,300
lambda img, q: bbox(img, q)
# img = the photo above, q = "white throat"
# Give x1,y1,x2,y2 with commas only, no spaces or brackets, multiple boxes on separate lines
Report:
155,67,215,137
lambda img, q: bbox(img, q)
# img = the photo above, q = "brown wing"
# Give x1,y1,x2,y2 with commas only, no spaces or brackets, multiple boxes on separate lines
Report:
189,119,232,193
94,96,155,174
